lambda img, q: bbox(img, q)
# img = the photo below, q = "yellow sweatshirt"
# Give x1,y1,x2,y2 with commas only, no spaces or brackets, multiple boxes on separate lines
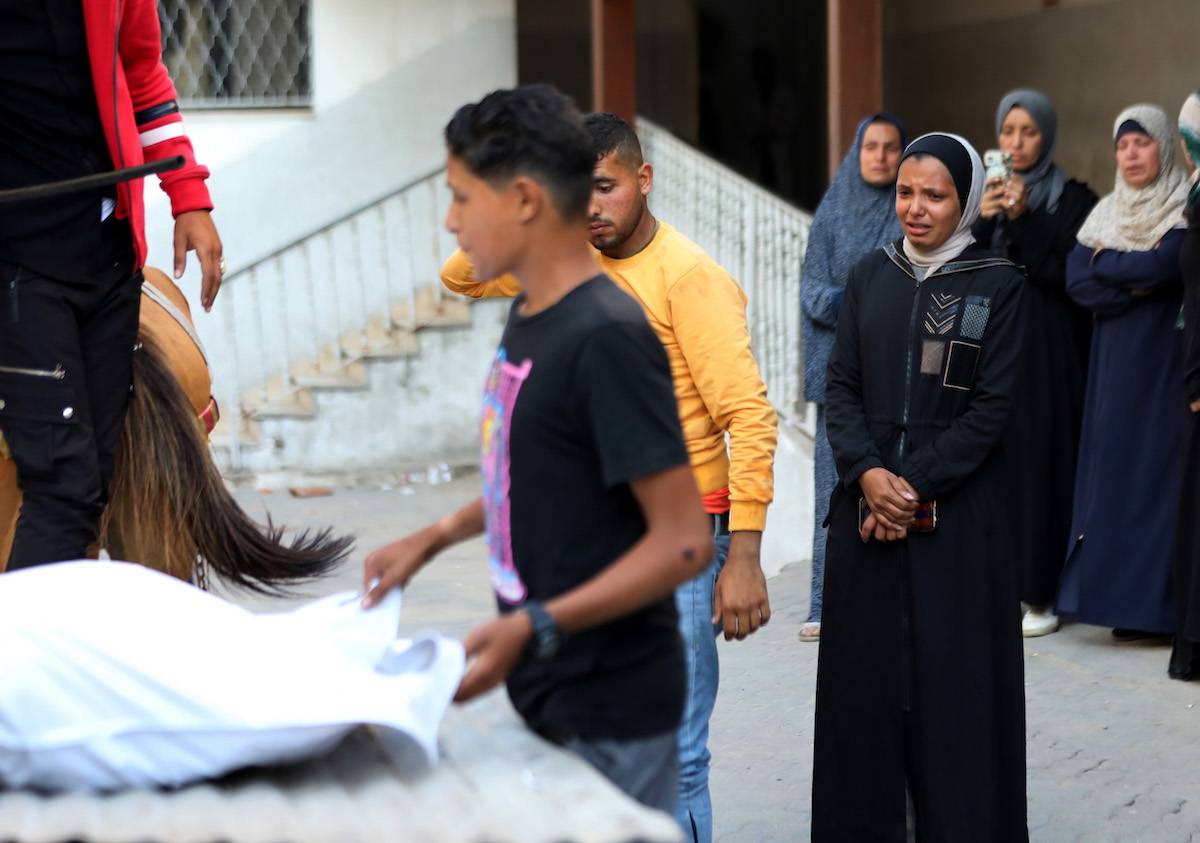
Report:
440,221,777,532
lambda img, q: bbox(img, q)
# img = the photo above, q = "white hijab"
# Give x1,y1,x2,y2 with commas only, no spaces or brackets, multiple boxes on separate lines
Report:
901,133,985,276
1076,103,1190,252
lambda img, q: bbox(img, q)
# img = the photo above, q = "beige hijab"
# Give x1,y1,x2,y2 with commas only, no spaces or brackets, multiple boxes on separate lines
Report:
1076,103,1190,251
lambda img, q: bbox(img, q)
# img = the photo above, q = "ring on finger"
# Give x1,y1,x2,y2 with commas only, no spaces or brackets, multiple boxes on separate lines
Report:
219,256,228,276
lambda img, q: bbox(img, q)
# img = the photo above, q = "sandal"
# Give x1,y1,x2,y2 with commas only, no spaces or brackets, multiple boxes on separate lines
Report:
799,622,821,643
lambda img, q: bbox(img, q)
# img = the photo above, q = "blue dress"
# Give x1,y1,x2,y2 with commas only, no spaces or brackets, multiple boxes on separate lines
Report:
800,115,903,624
1058,231,1185,632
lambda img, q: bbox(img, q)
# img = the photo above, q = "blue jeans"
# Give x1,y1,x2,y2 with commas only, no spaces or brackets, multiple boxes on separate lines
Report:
673,532,731,843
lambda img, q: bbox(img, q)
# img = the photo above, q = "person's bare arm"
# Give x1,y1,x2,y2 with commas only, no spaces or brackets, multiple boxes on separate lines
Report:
361,498,485,607
454,464,711,702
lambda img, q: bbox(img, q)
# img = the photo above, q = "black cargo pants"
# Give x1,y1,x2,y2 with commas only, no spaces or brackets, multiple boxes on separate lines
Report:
0,219,142,569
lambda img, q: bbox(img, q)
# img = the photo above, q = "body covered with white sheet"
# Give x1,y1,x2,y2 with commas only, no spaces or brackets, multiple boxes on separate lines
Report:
0,561,464,791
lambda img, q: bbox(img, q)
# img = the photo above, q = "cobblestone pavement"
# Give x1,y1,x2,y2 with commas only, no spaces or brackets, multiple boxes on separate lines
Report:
232,477,1200,843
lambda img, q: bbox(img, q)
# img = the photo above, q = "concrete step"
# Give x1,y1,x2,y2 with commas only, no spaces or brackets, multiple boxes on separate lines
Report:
293,359,368,390
244,386,317,420
363,331,420,359
363,315,420,358
391,286,472,331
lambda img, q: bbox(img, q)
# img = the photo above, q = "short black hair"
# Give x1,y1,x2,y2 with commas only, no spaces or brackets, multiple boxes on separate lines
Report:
584,112,644,168
444,84,594,220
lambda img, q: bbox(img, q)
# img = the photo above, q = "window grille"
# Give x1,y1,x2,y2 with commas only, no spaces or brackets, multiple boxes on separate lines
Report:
157,0,312,109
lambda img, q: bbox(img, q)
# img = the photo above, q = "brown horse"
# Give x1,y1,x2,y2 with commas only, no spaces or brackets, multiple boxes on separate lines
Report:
0,268,351,590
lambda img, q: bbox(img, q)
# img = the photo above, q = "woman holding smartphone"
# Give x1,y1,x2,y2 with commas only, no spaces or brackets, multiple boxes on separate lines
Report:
973,89,1098,638
813,133,1028,841
1059,104,1189,639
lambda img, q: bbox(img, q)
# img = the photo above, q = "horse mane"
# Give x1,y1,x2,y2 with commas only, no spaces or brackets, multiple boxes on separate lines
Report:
100,334,353,593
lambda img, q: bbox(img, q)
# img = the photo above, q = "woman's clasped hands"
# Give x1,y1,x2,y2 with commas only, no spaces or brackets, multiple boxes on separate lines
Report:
859,467,920,543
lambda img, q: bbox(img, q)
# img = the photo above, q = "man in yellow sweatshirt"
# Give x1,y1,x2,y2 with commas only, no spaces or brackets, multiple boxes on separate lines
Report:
440,112,777,843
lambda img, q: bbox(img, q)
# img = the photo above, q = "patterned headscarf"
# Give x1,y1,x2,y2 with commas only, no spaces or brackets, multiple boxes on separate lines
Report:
810,113,907,259
1076,103,1189,251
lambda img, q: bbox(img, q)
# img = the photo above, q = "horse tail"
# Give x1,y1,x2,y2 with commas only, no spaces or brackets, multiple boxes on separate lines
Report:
100,334,353,593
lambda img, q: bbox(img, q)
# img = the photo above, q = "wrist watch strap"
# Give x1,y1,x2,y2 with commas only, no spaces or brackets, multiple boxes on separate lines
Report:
524,601,565,659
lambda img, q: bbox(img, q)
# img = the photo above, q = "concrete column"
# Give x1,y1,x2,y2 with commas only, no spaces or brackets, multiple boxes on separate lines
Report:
826,0,883,179
590,0,636,121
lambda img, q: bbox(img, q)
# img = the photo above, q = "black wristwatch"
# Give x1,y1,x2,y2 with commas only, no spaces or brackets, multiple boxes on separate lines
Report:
523,601,565,659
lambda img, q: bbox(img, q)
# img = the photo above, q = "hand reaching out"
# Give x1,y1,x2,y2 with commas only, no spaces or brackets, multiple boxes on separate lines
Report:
454,612,533,702
361,527,439,608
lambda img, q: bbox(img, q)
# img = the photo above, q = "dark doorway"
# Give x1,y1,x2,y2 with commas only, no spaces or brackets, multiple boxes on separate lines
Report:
694,0,826,209
516,0,827,209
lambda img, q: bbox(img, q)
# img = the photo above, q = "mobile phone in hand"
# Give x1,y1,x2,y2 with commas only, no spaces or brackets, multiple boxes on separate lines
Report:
984,149,1012,184
912,501,938,533
858,497,938,536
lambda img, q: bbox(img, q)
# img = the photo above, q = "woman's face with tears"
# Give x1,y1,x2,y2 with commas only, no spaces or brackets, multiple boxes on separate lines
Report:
895,155,962,250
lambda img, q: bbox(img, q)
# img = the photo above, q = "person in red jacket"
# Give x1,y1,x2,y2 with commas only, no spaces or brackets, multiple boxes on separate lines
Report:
0,0,222,569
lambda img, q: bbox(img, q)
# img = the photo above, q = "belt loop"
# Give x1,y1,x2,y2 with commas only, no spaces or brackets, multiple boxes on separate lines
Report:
710,512,730,538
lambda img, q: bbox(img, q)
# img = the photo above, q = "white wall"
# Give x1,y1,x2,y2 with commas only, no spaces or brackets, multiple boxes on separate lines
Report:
143,0,516,315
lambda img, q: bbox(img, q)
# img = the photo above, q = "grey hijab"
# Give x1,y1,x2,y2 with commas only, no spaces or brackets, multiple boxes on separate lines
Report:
996,89,1066,213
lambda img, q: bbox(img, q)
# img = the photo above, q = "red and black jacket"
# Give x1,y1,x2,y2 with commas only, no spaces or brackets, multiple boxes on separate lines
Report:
83,0,213,270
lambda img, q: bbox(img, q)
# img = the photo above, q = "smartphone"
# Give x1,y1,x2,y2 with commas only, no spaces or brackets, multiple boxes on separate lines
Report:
984,149,1012,184
912,501,938,533
858,497,938,535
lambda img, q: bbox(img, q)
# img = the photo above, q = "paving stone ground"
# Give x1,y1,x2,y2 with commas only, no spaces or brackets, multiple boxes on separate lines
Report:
232,476,1200,843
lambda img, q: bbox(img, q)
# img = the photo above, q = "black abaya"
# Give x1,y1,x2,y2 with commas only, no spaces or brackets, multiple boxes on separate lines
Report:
1170,210,1200,679
814,243,1028,842
973,180,1098,606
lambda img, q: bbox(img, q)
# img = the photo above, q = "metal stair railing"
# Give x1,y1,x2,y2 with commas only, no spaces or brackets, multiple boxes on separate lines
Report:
638,117,813,432
205,165,462,470
207,121,814,471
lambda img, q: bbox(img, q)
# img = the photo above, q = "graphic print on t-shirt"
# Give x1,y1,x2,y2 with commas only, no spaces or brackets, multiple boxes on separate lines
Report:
480,347,533,604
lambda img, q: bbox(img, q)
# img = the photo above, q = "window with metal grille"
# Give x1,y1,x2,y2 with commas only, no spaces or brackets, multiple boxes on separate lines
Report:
157,0,312,109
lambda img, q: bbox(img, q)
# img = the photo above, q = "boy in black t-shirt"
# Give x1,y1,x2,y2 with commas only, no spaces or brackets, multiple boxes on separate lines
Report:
361,85,713,811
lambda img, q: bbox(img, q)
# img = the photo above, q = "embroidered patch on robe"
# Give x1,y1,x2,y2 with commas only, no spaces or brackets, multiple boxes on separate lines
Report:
921,340,946,375
923,292,962,335
943,340,982,390
960,296,991,341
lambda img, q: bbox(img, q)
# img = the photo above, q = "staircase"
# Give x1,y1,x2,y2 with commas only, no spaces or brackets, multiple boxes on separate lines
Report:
205,167,498,478
206,119,816,484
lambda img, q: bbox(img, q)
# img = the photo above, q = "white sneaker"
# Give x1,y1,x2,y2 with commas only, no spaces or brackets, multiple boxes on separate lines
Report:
1022,607,1060,638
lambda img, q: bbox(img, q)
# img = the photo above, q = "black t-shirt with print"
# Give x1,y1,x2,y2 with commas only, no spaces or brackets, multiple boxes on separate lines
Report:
479,274,689,742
